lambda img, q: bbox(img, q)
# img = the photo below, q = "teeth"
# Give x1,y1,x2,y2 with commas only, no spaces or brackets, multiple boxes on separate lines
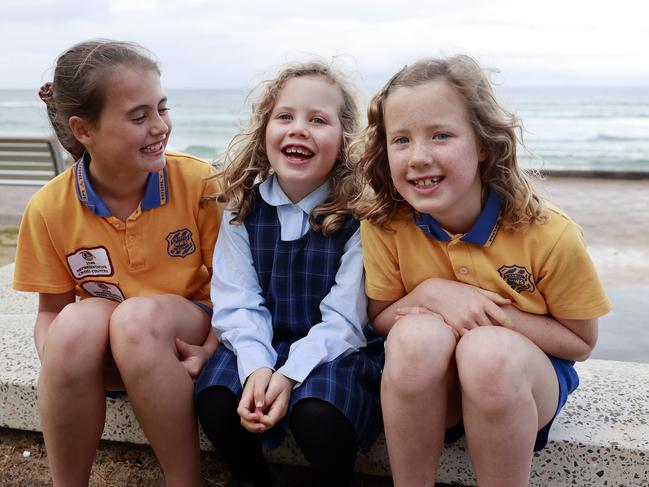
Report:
142,142,163,153
414,177,442,187
285,147,313,157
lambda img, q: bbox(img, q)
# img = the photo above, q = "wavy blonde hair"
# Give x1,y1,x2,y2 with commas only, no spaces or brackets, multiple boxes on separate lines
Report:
214,61,359,236
351,54,547,230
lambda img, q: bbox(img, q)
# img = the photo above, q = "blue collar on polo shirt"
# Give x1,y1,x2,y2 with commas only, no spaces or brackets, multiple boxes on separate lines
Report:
413,187,502,247
73,153,169,216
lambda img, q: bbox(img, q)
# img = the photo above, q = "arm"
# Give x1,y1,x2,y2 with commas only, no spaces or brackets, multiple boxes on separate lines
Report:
505,217,607,361
369,278,512,337
501,306,598,361
211,211,277,386
274,230,368,387
197,169,223,271
35,291,76,361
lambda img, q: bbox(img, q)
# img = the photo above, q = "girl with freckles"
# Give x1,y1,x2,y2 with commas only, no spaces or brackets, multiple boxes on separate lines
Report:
352,55,611,486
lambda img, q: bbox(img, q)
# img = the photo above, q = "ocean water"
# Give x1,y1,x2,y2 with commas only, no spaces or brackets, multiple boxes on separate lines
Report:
1,86,648,172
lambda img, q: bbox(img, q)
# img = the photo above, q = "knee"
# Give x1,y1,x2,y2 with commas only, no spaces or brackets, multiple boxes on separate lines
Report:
109,297,165,349
42,300,110,376
383,315,456,395
456,327,529,415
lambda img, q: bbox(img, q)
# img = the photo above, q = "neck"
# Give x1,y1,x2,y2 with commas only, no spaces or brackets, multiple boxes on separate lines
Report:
88,162,149,201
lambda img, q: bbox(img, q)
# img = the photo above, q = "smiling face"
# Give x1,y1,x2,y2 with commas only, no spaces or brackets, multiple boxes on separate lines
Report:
384,79,486,234
264,76,344,203
82,65,172,179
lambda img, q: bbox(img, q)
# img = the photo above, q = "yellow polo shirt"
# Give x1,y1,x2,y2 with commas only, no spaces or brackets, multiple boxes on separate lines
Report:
361,189,611,320
14,151,221,307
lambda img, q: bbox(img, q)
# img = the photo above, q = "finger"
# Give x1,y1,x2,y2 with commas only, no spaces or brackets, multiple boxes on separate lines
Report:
253,376,268,411
174,337,189,357
475,311,495,327
238,383,256,417
444,323,460,340
477,288,511,305
395,307,416,315
261,394,288,428
484,302,514,328
240,417,265,433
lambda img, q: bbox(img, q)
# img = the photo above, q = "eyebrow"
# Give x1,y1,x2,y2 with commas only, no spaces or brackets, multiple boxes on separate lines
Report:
126,96,168,115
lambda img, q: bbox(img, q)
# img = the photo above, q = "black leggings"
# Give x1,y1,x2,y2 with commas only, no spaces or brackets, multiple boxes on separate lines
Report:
196,386,360,487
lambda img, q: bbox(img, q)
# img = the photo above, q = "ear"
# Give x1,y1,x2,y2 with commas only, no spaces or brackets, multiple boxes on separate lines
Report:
478,145,489,163
68,116,93,146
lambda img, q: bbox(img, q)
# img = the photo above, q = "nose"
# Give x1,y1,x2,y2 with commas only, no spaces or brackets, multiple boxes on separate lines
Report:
150,112,169,138
408,142,432,168
288,119,309,138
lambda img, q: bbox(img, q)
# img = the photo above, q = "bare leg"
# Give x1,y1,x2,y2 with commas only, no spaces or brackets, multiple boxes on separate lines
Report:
456,326,559,487
109,295,209,487
37,298,118,486
381,315,460,487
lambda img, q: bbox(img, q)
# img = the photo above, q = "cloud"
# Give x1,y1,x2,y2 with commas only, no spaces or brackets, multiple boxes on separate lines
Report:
1,0,647,88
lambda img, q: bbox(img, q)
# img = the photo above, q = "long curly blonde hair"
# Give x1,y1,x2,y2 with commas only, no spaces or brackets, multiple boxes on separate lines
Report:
214,61,359,236
351,55,547,230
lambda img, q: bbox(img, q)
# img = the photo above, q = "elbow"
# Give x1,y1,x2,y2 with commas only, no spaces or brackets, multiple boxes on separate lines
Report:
574,337,597,362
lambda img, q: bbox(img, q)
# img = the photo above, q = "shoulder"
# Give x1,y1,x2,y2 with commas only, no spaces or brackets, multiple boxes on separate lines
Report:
513,201,585,251
360,207,416,238
532,202,580,237
164,151,220,192
24,168,77,218
165,151,216,177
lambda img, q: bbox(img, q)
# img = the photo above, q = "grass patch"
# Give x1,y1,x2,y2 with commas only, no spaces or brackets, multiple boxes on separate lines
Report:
0,226,18,246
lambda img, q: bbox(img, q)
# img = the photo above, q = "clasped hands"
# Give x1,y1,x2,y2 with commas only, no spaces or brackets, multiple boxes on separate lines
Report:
238,367,295,433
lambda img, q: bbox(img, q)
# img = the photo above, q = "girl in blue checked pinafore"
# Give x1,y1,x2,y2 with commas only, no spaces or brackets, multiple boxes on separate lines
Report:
192,62,383,487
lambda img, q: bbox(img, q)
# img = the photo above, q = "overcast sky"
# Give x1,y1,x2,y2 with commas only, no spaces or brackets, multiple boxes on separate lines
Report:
2,0,648,89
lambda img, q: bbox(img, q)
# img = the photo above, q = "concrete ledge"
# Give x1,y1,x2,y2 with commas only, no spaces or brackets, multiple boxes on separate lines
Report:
2,263,649,486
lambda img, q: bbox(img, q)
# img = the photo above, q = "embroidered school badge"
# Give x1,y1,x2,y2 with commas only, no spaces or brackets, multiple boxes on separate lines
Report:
66,247,113,279
498,264,536,293
165,228,196,258
81,281,125,302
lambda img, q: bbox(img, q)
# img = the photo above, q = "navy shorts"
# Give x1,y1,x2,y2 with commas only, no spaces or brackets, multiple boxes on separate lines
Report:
192,300,213,318
444,355,579,451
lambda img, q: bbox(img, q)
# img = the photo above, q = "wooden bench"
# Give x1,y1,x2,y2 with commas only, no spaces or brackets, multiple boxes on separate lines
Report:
0,135,70,186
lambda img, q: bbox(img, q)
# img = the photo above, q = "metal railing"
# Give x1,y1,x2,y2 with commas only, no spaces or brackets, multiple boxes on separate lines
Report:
0,134,72,186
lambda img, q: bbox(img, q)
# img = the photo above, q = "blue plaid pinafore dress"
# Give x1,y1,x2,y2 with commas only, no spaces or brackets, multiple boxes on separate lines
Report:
195,192,384,451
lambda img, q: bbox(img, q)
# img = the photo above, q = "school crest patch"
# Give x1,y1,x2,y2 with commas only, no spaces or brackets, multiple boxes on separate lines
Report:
498,264,536,293
166,228,196,258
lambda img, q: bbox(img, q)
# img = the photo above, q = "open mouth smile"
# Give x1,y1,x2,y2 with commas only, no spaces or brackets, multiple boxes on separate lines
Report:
283,145,314,162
